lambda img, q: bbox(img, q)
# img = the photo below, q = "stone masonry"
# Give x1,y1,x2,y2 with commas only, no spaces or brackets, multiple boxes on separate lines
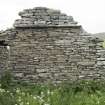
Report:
14,7,77,27
0,7,104,83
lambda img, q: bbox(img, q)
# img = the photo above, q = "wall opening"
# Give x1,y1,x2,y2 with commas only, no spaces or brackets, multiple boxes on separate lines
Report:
0,40,8,47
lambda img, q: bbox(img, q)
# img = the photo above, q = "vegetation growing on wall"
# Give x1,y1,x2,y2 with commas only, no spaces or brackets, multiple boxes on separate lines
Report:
0,79,105,105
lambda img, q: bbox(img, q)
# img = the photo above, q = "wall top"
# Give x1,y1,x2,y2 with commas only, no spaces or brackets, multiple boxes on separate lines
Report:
14,7,79,28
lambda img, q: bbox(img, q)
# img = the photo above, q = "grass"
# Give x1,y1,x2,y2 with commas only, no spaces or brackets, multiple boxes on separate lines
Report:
1,71,105,105
0,80,105,105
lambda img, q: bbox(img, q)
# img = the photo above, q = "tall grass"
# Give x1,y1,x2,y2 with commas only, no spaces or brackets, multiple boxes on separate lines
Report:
0,80,105,105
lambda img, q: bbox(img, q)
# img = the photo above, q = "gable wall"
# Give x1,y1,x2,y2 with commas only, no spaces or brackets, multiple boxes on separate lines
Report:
4,27,96,83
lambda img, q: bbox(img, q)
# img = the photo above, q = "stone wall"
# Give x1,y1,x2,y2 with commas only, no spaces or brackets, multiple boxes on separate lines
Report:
0,27,98,83
0,7,104,83
95,38,105,79
0,47,8,77
11,27,93,83
14,7,77,27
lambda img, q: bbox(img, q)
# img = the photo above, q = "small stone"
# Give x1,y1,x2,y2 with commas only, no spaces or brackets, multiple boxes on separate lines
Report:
77,61,95,66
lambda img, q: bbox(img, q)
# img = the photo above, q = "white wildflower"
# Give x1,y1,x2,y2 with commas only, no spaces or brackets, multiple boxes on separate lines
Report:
41,91,44,97
44,103,50,105
6,90,10,93
16,88,20,93
97,100,100,104
37,95,41,99
33,96,37,100
10,92,13,97
21,92,25,96
47,90,50,95
50,91,54,95
18,97,22,102
40,98,44,103
0,88,5,93
36,96,44,103
47,97,50,102
26,102,29,105
20,102,24,105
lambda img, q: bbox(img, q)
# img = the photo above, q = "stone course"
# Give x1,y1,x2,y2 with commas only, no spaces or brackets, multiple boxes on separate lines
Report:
14,7,77,28
0,7,104,83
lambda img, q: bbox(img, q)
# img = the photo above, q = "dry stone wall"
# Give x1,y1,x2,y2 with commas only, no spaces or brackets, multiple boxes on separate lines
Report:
95,38,105,79
14,7,77,27
0,7,104,83
0,47,8,77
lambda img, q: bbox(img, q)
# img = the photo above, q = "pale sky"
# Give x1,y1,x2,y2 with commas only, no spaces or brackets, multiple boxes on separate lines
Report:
0,0,105,33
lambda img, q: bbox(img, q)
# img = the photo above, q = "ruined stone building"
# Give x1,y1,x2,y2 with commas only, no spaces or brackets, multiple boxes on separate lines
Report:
0,7,104,83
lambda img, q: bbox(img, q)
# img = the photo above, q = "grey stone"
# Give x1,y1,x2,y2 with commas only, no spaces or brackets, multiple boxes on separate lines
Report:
0,7,105,84
77,61,95,66
14,7,78,28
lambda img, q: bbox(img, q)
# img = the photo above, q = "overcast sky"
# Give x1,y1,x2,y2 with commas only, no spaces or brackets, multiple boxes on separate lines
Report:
0,0,105,33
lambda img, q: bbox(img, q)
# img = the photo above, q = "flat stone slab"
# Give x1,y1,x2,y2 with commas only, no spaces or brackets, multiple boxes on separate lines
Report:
77,61,95,66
